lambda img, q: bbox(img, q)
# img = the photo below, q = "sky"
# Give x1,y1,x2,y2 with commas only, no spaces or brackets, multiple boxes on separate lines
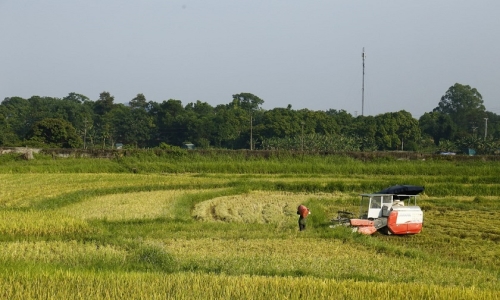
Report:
1,1,499,118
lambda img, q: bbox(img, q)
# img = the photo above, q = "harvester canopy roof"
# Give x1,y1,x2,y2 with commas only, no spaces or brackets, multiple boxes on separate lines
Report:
375,185,424,195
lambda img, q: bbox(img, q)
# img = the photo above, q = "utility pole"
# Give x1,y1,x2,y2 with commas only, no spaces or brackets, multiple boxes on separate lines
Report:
484,118,488,139
83,118,88,149
250,114,253,150
301,121,305,152
362,47,366,116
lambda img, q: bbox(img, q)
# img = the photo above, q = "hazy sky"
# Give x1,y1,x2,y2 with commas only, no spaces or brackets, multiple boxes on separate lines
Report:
1,1,499,118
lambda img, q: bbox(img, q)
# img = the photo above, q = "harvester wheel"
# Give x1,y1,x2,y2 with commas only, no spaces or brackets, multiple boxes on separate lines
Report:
383,227,392,235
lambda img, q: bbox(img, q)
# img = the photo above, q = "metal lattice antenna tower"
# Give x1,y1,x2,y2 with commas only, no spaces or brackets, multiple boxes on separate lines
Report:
362,47,366,116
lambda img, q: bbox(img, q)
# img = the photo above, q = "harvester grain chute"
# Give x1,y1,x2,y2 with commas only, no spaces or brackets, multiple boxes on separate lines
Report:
332,185,424,235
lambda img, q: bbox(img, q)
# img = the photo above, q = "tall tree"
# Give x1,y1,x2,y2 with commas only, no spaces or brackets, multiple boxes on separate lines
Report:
150,99,188,146
212,104,243,148
433,83,486,136
94,92,115,116
91,92,117,148
63,92,90,104
299,109,340,136
419,111,457,145
0,105,20,146
107,104,153,148
229,93,265,148
129,93,148,110
1,97,31,140
373,111,421,150
231,93,264,111
26,118,82,148
184,101,215,148
352,116,378,151
260,107,300,138
326,109,354,135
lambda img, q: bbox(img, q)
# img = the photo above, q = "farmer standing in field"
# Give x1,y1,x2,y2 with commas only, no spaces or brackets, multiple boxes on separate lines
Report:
297,204,310,231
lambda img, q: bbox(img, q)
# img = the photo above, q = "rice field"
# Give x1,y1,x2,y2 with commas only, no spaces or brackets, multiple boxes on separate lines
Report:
0,155,499,299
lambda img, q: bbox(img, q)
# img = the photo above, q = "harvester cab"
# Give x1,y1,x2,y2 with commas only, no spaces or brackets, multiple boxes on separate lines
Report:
333,185,424,235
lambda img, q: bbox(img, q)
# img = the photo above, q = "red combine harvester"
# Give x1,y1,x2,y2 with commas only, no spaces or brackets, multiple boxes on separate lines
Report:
333,185,424,235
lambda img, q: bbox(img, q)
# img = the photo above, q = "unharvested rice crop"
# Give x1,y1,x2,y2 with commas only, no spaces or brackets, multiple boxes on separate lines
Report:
0,211,93,237
59,189,216,220
1,158,500,299
149,237,499,289
0,241,127,265
0,271,497,300
0,173,225,208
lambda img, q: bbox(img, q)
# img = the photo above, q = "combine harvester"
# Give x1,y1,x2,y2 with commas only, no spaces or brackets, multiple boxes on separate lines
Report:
334,185,424,235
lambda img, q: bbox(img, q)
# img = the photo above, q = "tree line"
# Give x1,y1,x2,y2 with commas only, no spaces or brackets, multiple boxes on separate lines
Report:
0,83,499,154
